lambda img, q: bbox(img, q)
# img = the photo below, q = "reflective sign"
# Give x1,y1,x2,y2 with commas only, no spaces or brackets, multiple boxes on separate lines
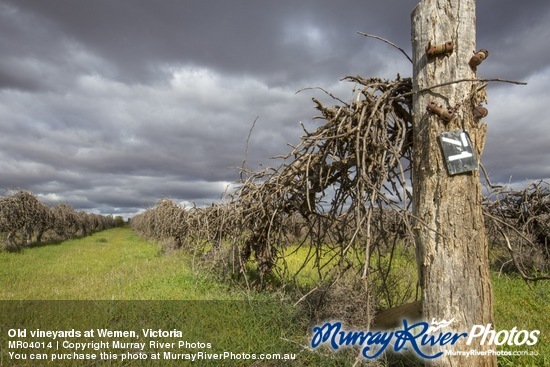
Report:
439,130,478,175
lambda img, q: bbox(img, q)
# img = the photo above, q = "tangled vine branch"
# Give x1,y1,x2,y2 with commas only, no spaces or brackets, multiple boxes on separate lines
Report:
131,72,544,326
0,189,115,251
484,180,550,282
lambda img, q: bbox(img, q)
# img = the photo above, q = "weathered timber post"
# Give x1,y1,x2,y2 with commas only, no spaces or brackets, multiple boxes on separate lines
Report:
411,1,497,366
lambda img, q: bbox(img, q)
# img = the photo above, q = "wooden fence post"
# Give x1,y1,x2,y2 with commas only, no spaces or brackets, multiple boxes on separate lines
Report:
411,1,497,365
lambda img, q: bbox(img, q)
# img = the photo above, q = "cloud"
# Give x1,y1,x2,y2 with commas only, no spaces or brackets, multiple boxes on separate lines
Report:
0,0,549,217
482,66,550,182
477,0,550,81
0,61,314,212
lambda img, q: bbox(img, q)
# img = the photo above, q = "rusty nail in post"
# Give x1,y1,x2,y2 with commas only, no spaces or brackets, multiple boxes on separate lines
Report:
427,101,454,123
426,41,454,57
469,49,489,70
473,105,488,119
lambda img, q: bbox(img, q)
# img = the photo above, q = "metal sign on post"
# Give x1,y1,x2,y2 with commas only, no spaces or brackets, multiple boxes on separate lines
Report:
439,130,478,175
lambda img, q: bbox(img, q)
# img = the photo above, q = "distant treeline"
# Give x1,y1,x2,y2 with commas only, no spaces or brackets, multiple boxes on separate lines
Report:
0,189,115,251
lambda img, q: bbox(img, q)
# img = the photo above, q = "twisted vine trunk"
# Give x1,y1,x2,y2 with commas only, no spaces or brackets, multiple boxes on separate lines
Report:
411,1,496,366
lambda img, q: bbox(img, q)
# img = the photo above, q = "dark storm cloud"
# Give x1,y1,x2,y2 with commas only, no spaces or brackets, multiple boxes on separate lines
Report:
3,0,421,86
0,0,549,217
482,69,550,183
477,2,550,82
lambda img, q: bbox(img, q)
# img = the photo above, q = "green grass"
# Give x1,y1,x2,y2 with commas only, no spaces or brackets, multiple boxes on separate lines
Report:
0,228,238,300
278,242,419,308
493,273,550,367
277,242,549,366
1,229,547,366
0,228,351,366
277,244,342,287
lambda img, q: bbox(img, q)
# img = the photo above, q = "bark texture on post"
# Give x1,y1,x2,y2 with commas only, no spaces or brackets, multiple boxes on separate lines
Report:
411,1,497,366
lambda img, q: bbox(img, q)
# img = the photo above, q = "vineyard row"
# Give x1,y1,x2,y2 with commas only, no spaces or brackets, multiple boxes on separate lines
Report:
0,190,116,251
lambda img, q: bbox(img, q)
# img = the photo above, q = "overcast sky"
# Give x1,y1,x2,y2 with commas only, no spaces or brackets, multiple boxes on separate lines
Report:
1,0,549,218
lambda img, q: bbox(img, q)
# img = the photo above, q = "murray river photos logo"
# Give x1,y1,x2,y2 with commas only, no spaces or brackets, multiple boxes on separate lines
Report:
310,318,540,359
